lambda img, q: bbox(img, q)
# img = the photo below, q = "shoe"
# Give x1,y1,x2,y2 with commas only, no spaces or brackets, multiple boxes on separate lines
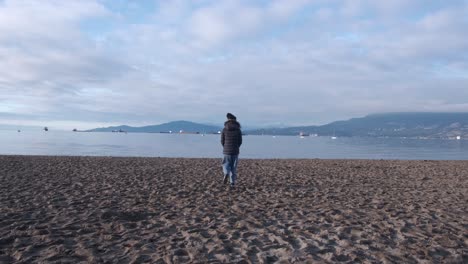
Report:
223,174,229,184
230,184,235,189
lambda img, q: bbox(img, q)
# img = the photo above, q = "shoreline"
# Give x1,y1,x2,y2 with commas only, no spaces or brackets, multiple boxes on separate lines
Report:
3,154,468,161
1,155,467,263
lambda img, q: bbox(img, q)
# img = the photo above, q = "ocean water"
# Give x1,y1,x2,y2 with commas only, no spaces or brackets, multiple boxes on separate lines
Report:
1,131,468,160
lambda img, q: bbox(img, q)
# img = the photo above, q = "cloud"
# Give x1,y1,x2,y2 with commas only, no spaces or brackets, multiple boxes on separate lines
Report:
184,0,312,49
1,0,468,129
0,0,126,117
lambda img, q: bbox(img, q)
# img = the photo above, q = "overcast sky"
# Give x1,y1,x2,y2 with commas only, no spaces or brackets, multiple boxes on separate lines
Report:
1,0,468,130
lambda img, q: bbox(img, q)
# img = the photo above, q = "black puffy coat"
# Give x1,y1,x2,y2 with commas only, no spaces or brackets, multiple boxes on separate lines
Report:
221,120,242,155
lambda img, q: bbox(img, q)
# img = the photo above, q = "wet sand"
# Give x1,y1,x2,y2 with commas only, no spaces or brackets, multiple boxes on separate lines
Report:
0,155,467,263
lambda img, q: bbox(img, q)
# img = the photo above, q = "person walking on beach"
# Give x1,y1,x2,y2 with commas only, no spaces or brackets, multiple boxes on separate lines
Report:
221,113,242,188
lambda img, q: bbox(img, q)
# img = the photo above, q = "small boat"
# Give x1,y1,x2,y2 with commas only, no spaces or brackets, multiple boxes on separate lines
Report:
44,127,48,132
299,132,309,138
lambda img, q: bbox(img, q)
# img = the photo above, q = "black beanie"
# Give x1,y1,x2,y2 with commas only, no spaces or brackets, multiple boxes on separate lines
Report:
226,113,236,120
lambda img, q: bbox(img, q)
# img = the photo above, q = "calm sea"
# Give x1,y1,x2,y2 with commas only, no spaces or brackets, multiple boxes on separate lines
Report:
1,131,468,160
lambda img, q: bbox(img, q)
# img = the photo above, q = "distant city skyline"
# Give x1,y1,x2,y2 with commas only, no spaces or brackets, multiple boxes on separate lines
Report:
1,0,468,130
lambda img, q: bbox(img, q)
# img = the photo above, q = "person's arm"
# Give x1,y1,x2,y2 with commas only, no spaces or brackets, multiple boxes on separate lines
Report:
221,129,225,146
238,130,242,147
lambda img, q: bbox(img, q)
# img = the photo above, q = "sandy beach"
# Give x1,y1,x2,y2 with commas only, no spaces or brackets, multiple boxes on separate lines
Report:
0,155,467,263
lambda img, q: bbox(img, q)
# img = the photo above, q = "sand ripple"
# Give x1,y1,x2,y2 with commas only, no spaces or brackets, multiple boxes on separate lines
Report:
0,156,467,263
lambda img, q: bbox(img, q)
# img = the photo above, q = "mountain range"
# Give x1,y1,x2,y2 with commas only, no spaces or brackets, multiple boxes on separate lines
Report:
87,112,468,139
247,112,468,138
87,121,221,134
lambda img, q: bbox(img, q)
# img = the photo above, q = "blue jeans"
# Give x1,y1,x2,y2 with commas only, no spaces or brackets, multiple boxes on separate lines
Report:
222,154,238,185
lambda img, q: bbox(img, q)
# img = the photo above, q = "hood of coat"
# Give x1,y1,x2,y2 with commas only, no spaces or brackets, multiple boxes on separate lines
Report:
224,120,241,131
